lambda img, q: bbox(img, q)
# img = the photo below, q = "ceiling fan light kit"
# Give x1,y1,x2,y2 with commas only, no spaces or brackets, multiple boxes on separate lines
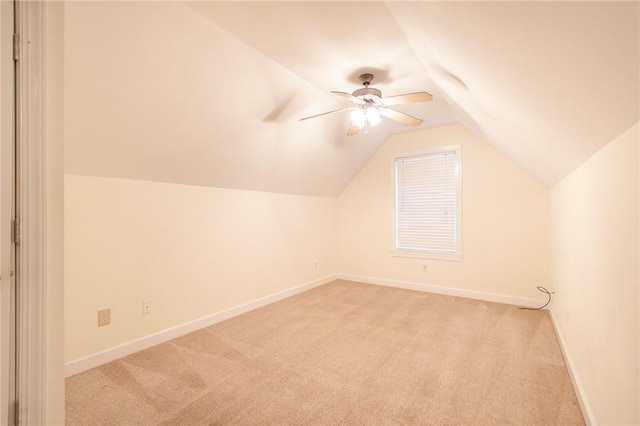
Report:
349,105,381,129
300,73,433,136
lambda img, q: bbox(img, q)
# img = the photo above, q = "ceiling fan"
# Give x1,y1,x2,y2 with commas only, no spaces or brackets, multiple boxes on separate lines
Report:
300,73,433,136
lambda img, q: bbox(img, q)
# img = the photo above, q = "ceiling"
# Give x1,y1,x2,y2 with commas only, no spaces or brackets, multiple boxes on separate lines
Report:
64,1,639,197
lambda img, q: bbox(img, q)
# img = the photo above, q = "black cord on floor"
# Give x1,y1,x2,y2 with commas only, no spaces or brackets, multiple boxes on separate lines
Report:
519,286,554,310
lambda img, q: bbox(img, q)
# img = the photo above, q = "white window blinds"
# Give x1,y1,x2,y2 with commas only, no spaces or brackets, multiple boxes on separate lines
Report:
394,150,460,256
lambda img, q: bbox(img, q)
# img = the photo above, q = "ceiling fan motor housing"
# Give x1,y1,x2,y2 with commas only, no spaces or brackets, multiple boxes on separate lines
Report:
352,87,382,101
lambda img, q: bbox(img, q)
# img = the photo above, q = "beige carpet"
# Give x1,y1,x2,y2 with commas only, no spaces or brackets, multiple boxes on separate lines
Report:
66,280,584,425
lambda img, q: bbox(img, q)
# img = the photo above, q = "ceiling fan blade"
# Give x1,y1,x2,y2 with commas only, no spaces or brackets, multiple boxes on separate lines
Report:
346,123,362,136
380,108,423,127
379,91,433,106
331,91,366,105
299,107,351,121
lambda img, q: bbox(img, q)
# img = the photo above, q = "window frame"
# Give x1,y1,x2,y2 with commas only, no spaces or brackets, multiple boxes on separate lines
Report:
390,145,463,261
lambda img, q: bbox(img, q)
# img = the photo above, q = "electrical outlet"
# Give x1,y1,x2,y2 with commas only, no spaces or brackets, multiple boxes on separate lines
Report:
314,260,318,270
143,299,152,314
422,264,429,273
98,308,111,327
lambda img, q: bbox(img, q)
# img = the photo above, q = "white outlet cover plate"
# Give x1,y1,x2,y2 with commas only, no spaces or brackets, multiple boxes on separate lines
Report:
143,299,152,314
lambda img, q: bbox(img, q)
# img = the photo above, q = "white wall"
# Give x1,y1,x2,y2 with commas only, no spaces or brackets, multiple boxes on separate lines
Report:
337,123,550,301
65,175,337,363
550,122,639,426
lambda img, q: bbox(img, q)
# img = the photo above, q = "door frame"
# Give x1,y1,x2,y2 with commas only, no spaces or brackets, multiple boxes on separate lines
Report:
2,0,65,423
0,0,16,423
13,0,50,424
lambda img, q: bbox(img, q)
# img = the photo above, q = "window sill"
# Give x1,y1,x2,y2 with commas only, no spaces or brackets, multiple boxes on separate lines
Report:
390,250,463,262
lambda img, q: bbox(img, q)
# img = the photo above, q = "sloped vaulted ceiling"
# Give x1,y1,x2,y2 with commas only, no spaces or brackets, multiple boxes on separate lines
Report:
387,2,639,186
64,1,639,197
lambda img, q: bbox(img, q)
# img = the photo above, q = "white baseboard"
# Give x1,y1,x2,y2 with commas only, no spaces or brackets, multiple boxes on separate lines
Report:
548,309,595,426
338,274,544,308
65,275,338,377
65,274,548,377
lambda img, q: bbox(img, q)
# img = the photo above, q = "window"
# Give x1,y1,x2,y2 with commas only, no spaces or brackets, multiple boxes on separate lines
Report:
393,146,462,260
